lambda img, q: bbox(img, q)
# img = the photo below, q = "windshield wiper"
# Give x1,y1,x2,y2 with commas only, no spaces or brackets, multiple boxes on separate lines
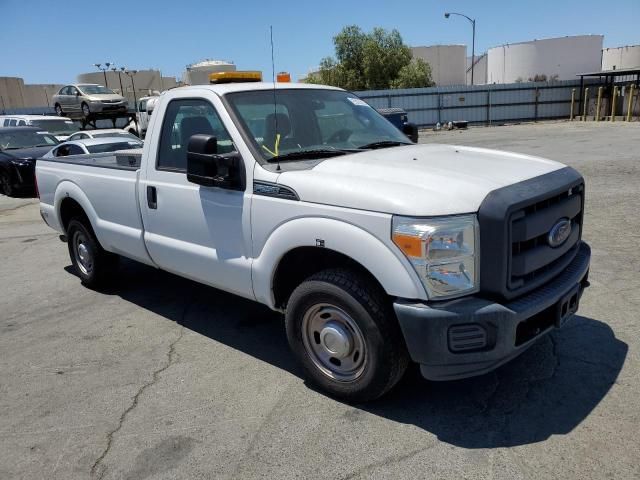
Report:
266,148,352,162
358,140,412,150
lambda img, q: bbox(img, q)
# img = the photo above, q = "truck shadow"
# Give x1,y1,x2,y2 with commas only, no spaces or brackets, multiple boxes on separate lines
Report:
72,258,627,449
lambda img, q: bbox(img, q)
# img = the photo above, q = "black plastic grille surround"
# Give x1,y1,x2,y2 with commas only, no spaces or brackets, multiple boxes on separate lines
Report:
478,167,585,301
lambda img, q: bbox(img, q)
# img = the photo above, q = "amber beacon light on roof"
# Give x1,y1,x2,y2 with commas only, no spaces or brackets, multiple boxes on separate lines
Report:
209,71,263,84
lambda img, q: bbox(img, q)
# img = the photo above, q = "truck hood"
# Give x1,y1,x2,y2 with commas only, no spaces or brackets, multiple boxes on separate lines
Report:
277,144,565,216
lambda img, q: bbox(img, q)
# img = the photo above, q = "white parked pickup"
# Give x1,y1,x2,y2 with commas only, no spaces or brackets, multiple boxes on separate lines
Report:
36,82,591,401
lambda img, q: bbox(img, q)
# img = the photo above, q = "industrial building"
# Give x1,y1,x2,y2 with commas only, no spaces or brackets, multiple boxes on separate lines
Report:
76,69,180,105
410,45,467,86
182,60,236,85
466,54,488,85
486,35,604,84
601,45,640,71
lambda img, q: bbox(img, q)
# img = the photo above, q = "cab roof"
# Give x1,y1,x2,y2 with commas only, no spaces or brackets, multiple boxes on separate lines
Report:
175,82,343,96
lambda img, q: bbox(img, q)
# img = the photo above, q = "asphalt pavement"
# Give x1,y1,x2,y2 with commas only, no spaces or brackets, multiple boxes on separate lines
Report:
1,121,638,479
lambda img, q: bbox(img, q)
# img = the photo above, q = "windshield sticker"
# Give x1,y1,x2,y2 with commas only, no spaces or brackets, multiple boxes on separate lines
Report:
347,97,369,107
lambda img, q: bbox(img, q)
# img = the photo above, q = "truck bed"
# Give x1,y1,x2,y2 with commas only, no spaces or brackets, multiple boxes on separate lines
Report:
37,149,153,265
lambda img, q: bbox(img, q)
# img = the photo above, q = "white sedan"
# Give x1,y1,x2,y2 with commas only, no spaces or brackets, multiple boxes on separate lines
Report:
67,129,140,142
42,137,143,158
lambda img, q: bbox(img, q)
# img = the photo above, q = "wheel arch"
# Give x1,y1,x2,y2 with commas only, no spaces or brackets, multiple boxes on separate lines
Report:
55,181,102,240
252,217,427,310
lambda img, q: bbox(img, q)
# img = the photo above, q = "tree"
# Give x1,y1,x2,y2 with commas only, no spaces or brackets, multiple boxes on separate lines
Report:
312,25,433,90
391,58,435,89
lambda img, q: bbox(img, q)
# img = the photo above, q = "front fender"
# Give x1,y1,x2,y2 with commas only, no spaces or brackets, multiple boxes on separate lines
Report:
252,217,427,309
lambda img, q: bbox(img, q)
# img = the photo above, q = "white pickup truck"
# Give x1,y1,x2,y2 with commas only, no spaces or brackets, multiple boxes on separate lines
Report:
36,82,590,401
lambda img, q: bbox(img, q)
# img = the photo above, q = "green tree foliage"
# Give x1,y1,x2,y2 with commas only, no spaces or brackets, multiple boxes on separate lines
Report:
391,58,435,89
305,26,434,90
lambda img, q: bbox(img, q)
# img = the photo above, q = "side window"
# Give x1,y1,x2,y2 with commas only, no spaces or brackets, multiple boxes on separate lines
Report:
68,145,85,155
157,99,233,172
8,119,17,126
69,87,78,96
54,146,70,157
3,119,10,126
17,120,27,126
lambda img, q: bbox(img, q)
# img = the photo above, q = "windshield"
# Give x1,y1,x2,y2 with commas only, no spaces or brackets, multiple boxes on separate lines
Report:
0,131,59,150
92,131,139,140
86,141,142,153
79,85,115,95
225,89,411,162
30,119,79,136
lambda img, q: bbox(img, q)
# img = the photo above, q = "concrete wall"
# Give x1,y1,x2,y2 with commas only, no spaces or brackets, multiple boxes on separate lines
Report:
487,35,604,84
466,54,488,85
76,70,180,104
23,84,64,108
410,45,467,86
0,77,63,111
602,45,640,70
0,77,26,110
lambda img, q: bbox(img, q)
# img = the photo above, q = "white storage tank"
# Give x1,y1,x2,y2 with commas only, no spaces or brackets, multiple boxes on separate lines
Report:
182,60,236,85
487,35,604,83
602,45,640,71
410,45,467,86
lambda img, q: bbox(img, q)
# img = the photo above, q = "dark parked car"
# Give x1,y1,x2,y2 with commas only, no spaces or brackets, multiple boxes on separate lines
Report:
376,107,419,143
0,127,59,196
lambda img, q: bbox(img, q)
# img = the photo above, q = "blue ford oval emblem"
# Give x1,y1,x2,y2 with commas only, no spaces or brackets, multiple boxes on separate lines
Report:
548,218,572,248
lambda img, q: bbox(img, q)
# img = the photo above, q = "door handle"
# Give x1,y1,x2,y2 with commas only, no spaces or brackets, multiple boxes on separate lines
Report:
147,186,157,209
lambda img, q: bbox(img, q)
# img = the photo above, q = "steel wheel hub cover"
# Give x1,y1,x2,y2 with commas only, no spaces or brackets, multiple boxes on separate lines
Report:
301,303,367,382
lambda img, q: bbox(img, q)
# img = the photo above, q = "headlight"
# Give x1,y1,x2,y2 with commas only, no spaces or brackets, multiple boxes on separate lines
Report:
392,215,479,300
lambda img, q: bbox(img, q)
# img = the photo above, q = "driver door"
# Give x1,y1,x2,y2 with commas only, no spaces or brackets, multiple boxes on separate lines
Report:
139,93,253,299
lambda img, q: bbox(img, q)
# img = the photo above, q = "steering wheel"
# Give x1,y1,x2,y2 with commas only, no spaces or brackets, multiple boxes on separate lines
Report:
326,128,353,144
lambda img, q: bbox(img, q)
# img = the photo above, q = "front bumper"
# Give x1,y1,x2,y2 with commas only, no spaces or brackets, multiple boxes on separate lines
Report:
394,241,591,381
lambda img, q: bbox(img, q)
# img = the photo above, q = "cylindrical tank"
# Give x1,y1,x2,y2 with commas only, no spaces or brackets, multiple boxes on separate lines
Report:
487,35,604,83
410,45,467,86
182,60,236,85
601,45,640,71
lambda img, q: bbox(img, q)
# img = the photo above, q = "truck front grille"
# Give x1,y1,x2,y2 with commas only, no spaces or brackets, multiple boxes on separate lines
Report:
478,167,585,301
508,185,583,292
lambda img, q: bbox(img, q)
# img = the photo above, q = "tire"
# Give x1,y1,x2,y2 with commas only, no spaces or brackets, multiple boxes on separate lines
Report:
0,172,14,196
54,104,64,116
81,102,91,117
66,218,117,288
285,269,409,402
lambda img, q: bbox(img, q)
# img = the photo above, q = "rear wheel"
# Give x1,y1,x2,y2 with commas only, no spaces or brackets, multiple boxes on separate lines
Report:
285,269,409,402
0,172,13,196
67,218,117,288
54,104,64,116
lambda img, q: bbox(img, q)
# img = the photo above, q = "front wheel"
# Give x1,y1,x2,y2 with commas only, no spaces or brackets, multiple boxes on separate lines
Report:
285,269,409,402
81,102,91,117
67,218,117,288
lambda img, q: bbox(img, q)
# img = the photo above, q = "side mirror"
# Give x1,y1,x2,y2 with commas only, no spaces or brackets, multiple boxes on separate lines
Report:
186,134,243,190
76,92,81,96
402,122,418,143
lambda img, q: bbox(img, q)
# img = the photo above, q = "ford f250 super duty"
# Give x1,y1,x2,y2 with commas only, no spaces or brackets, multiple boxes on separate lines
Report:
36,82,590,401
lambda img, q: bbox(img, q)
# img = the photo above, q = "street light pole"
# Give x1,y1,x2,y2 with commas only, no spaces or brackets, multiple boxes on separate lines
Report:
94,62,111,87
445,12,476,85
111,66,124,95
124,70,138,110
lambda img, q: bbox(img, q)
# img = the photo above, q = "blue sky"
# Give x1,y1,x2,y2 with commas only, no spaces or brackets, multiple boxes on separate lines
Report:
1,0,638,84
